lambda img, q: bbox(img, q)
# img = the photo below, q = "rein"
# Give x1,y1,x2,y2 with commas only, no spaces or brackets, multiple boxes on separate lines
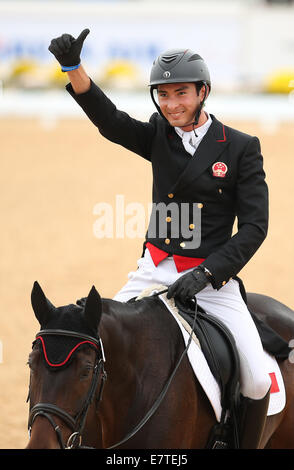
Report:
28,290,197,449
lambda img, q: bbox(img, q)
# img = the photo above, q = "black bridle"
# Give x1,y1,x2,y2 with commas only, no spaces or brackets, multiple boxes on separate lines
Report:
27,291,197,449
27,329,107,449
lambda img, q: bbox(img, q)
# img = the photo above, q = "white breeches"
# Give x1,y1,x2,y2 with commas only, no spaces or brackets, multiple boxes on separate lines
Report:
113,248,271,400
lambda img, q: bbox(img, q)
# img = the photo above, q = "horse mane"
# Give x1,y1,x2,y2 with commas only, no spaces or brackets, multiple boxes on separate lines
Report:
102,288,192,366
76,287,185,355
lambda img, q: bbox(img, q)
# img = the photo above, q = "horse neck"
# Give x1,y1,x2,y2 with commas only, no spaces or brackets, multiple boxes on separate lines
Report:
99,299,151,395
99,297,177,379
97,298,181,447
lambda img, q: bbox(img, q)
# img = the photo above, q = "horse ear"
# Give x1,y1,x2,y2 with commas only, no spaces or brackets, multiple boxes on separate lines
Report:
31,281,55,326
84,286,102,334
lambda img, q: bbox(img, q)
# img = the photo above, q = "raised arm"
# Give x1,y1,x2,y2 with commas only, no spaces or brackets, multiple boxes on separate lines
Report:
48,28,155,161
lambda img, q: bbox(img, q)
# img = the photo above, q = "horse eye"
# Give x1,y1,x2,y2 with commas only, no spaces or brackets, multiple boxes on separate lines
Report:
27,349,39,371
27,357,34,371
80,364,93,379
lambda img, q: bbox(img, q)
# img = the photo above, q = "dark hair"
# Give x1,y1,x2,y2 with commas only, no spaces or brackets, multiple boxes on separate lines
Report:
195,81,205,95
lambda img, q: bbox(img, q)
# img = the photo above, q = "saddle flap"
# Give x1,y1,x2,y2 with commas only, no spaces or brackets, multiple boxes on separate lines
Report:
175,299,240,410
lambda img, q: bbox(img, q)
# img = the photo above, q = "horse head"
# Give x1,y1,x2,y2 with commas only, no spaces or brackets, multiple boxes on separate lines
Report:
27,281,105,449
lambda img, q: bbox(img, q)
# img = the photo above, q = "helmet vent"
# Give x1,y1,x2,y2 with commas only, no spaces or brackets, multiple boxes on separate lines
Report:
188,54,203,62
161,54,180,64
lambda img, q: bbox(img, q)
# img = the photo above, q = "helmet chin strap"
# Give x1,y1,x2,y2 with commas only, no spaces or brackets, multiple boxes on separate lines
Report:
181,104,202,137
150,83,208,137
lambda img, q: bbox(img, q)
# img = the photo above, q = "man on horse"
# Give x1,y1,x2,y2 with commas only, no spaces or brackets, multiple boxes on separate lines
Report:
48,29,271,448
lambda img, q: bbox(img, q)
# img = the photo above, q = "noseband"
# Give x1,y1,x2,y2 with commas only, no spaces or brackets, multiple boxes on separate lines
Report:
28,329,107,449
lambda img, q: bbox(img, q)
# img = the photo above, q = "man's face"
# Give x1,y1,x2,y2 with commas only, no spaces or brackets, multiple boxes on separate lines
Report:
157,82,204,129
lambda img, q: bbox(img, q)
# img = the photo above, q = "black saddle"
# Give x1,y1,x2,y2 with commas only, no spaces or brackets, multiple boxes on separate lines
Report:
175,299,240,407
175,298,241,448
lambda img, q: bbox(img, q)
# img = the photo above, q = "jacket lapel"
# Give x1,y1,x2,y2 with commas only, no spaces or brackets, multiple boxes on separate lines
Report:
169,114,230,194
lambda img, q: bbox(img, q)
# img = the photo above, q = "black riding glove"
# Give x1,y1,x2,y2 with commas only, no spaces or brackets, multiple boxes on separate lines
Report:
48,28,90,67
167,266,210,302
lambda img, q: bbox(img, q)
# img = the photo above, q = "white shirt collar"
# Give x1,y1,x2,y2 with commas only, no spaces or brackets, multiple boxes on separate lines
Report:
174,113,212,156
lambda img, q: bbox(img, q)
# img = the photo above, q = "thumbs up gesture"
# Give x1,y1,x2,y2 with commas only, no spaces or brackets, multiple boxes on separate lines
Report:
48,29,90,68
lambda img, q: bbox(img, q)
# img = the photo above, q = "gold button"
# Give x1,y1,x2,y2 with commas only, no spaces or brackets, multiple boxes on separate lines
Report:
222,281,226,286
180,242,186,248
189,223,195,230
165,238,170,245
198,203,203,209
168,193,174,199
166,216,172,222
218,188,223,194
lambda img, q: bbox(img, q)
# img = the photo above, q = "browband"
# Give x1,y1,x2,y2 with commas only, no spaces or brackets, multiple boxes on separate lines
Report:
36,329,100,348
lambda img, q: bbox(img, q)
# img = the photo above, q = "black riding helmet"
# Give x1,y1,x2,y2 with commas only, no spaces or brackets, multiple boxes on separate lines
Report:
149,49,211,126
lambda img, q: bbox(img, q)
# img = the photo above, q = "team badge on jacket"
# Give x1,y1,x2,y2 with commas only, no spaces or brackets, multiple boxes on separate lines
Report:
212,162,228,178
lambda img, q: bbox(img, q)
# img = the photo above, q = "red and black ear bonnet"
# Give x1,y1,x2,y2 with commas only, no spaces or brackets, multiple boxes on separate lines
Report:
31,282,102,369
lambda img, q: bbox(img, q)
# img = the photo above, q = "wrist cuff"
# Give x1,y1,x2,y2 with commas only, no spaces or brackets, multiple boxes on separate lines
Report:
61,63,81,72
197,265,213,281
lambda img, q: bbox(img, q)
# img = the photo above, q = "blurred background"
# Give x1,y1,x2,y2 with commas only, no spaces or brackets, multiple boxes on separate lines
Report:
1,0,294,120
0,0,294,449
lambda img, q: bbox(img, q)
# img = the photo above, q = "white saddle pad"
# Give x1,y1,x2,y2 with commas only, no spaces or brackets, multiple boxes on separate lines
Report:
137,285,286,422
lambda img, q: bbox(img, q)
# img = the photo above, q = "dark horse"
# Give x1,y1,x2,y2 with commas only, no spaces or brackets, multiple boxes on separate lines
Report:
26,281,294,449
